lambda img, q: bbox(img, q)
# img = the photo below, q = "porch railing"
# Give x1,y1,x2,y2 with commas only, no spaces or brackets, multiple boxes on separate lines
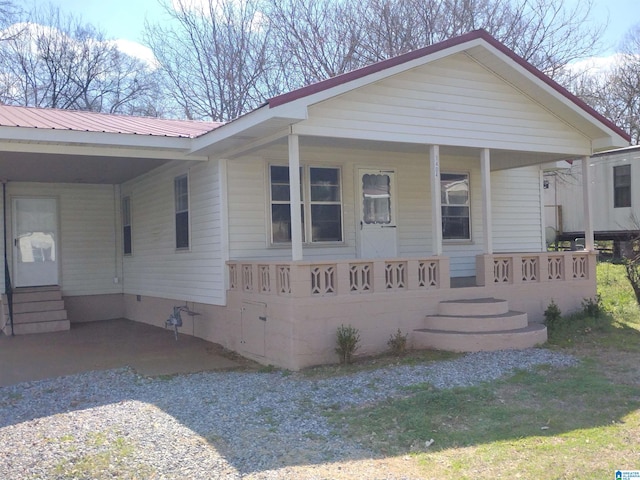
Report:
476,251,595,286
227,257,450,298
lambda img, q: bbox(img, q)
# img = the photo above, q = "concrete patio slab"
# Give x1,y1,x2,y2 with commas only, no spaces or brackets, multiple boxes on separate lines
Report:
0,319,248,387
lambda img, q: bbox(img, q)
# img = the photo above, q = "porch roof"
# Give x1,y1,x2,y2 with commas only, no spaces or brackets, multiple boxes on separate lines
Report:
191,30,630,159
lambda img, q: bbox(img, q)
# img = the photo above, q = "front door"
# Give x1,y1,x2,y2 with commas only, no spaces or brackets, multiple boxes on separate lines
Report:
12,197,59,287
358,169,398,258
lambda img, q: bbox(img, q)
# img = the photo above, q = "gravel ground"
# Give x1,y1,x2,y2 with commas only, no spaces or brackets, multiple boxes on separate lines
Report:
0,349,577,479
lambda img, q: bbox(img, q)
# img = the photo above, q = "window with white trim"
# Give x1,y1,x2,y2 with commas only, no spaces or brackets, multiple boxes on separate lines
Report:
122,196,132,255
441,172,470,240
613,164,631,208
270,165,343,244
174,174,189,249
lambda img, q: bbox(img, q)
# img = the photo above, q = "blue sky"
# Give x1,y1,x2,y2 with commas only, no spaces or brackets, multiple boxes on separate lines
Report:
47,0,639,56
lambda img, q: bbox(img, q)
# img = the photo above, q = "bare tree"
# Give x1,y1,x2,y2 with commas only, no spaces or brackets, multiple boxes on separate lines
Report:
146,0,608,121
0,4,159,114
569,24,640,145
144,0,273,121
355,0,604,79
264,0,362,88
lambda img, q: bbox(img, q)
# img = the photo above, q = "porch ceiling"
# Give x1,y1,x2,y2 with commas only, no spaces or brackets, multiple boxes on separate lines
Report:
0,151,171,184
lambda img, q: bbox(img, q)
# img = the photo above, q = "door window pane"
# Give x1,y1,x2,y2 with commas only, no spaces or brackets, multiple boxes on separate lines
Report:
362,173,391,224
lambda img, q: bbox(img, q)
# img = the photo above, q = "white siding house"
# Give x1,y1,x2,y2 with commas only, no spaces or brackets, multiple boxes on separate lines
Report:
0,30,630,369
544,145,640,255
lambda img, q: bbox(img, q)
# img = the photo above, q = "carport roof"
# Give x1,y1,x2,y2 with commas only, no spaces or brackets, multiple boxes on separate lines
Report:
0,104,222,138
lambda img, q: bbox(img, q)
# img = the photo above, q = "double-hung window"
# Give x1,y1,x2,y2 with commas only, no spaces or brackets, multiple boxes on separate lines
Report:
122,196,132,255
441,172,470,240
270,165,343,244
613,164,631,208
174,174,190,249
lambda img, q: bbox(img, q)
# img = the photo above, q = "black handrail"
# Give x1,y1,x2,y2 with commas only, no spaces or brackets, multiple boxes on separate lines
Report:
2,181,13,336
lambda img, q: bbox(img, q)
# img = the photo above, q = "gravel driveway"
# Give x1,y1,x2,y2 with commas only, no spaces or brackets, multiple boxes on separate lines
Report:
0,349,576,479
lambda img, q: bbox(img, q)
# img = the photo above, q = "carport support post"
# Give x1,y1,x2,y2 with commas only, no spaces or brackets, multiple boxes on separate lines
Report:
582,156,595,252
288,133,303,261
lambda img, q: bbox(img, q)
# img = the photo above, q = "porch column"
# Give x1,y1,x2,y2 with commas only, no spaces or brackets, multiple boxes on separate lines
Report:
581,156,595,251
429,145,442,255
480,148,493,254
288,133,303,261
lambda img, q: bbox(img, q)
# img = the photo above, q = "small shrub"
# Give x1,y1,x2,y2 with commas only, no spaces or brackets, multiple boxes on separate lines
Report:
335,324,360,365
387,329,408,356
544,300,562,332
581,294,603,318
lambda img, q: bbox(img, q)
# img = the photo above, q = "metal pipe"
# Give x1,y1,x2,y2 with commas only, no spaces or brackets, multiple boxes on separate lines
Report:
2,180,13,335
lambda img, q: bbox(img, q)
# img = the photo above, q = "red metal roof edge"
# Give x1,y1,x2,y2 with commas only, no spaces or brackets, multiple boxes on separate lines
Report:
0,104,223,138
267,29,631,143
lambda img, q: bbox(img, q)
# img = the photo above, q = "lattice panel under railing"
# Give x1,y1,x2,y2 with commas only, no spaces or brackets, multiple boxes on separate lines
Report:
418,260,438,288
311,265,336,296
242,264,253,292
522,257,538,282
385,261,407,290
493,258,511,283
572,256,588,279
349,263,372,293
277,265,291,295
258,265,270,293
548,256,564,280
228,264,237,290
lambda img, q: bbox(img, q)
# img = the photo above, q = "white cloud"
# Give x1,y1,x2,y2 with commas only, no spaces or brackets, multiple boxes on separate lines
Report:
113,39,158,67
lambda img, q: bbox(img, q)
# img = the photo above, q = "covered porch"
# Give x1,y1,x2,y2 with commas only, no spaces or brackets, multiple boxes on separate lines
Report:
226,250,596,369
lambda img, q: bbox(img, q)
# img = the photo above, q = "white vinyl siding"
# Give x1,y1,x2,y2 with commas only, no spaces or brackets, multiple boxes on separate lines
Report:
551,152,639,235
299,53,589,154
1,182,122,296
492,166,544,252
122,160,224,305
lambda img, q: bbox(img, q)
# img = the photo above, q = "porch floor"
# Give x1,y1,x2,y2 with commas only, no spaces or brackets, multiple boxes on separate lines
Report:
0,319,247,387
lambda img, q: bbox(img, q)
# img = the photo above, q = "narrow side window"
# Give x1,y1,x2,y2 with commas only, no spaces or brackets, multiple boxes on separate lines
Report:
122,196,132,255
613,164,631,208
174,175,189,249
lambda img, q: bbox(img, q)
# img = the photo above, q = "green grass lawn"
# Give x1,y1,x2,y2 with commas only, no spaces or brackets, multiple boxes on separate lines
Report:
330,262,640,479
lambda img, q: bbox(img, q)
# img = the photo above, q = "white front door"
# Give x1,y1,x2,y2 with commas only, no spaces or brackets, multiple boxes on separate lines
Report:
358,169,398,258
12,197,59,287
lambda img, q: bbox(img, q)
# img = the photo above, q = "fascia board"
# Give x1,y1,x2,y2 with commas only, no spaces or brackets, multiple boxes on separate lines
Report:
0,125,194,151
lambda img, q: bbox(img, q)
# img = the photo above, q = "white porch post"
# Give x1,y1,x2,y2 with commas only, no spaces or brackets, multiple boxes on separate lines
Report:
429,145,442,255
480,148,493,255
582,156,595,251
288,133,303,261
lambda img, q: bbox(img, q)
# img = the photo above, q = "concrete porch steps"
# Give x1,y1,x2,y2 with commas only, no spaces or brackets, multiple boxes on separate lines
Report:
2,286,70,335
414,297,547,352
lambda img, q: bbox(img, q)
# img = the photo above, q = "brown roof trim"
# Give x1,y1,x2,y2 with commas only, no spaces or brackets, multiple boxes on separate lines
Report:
267,29,631,143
